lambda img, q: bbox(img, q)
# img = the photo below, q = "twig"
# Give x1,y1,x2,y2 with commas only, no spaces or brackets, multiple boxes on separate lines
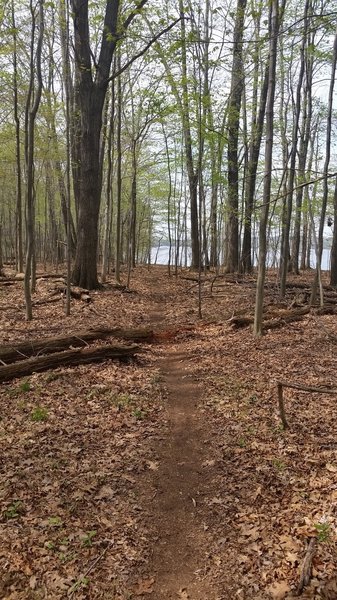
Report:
68,541,112,597
276,381,337,429
277,381,337,394
297,537,317,595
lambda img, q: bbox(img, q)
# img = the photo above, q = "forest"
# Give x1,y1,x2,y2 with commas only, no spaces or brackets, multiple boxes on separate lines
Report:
1,0,337,599
0,0,336,328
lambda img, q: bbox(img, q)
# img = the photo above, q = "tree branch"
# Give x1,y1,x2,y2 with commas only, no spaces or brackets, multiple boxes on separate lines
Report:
255,171,337,211
121,0,150,33
108,16,183,81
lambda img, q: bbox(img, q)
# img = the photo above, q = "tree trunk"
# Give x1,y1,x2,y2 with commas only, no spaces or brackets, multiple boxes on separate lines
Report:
254,0,281,336
70,0,148,289
12,0,23,274
24,0,44,321
279,1,308,295
241,63,269,273
225,0,247,273
291,36,313,274
330,176,337,285
312,28,337,301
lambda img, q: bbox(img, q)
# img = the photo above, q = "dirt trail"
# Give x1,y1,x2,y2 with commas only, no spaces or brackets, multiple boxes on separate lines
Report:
147,349,218,599
142,291,219,599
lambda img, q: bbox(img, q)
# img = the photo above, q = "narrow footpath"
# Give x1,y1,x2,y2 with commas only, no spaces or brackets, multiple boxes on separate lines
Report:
139,290,220,599
146,348,219,599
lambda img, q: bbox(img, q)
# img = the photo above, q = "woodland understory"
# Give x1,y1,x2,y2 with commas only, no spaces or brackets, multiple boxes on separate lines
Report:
0,265,337,600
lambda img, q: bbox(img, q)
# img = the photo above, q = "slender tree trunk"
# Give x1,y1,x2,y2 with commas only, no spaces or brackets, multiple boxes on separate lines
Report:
102,80,115,282
279,1,308,295
179,0,199,269
12,0,23,274
225,0,247,273
241,64,269,273
291,60,312,274
24,0,44,321
115,54,122,284
330,176,337,285
254,0,281,336
311,27,337,302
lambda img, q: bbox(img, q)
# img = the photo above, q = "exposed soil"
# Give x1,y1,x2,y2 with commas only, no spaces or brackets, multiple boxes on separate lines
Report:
0,266,337,599
145,348,219,599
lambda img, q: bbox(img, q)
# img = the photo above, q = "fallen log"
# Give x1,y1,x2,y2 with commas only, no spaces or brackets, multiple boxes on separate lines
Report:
0,280,16,287
54,285,91,302
0,327,154,364
0,344,140,383
228,315,253,328
229,307,311,330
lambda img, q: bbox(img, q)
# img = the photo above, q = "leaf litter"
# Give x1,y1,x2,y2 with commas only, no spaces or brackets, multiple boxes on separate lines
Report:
0,266,336,598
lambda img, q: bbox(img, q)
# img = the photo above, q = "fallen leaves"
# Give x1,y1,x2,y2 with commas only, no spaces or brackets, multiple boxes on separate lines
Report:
133,576,155,595
1,268,337,599
177,588,190,599
268,580,291,599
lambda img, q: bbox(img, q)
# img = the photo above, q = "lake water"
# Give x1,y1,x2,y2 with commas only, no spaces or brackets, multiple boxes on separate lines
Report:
151,246,332,271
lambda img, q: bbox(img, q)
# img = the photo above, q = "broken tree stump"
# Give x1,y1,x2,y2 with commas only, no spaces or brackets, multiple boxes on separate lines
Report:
0,327,154,364
0,344,140,383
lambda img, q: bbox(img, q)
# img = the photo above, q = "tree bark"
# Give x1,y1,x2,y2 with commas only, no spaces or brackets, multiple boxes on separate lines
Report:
70,0,149,289
0,327,154,364
279,1,308,294
312,27,337,301
241,63,269,273
330,176,337,285
254,0,281,336
12,0,23,274
24,0,44,321
0,345,140,383
226,0,247,273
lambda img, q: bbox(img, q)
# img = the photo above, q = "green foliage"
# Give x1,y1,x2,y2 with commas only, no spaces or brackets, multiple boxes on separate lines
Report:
31,406,48,422
81,530,97,547
314,521,330,543
68,577,90,594
4,500,22,519
44,540,56,550
110,392,132,409
20,380,31,393
133,408,146,420
272,458,286,471
48,516,63,527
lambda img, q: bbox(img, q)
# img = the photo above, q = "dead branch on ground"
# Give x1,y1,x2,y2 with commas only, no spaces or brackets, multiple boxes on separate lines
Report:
0,327,154,364
276,380,337,429
0,344,140,383
297,537,317,595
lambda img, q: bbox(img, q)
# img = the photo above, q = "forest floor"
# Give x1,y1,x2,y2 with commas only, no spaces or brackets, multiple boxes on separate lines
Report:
0,266,337,600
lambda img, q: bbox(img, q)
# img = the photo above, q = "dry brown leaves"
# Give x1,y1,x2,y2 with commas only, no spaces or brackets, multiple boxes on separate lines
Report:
0,267,336,599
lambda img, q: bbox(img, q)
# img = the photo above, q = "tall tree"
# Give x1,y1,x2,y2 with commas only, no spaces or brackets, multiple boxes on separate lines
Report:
70,0,149,289
279,0,309,295
24,0,44,320
254,0,282,336
225,0,247,273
